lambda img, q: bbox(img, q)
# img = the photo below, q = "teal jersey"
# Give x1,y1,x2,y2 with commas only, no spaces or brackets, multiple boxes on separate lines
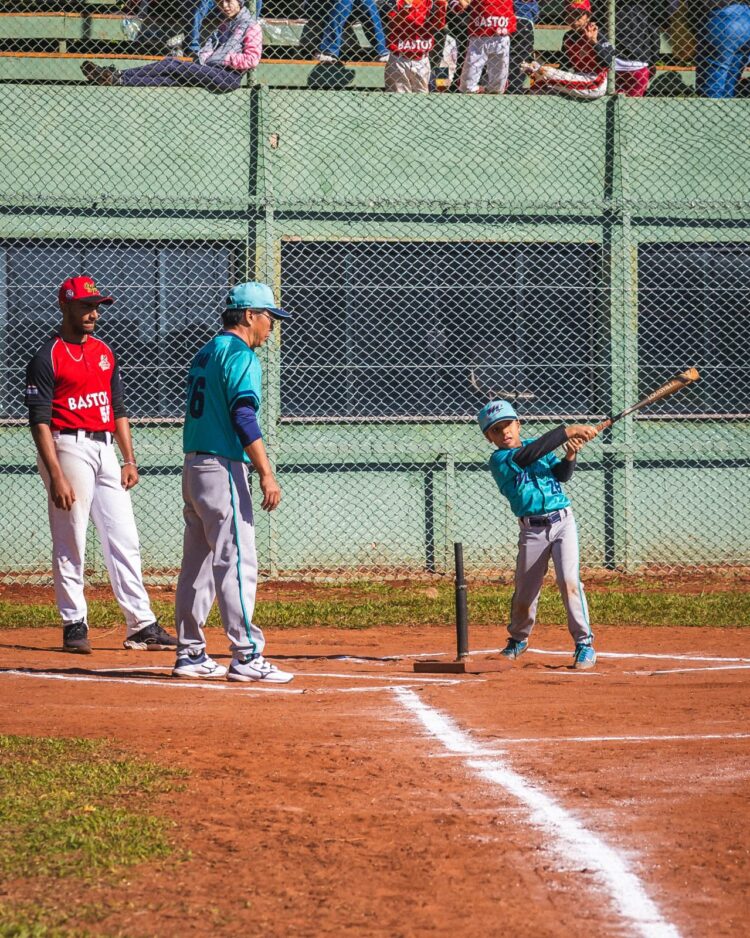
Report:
182,332,262,463
489,438,571,518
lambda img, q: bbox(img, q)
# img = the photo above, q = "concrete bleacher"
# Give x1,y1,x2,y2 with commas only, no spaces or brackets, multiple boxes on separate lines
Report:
0,9,694,90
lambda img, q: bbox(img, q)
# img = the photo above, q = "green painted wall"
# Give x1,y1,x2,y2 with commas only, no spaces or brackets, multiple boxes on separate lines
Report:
1,88,748,577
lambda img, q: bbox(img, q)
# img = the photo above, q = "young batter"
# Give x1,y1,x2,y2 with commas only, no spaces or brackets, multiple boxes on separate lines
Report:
477,400,599,669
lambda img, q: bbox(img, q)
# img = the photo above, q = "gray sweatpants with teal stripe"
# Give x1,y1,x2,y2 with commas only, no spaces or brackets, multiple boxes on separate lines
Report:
507,508,592,646
175,453,264,657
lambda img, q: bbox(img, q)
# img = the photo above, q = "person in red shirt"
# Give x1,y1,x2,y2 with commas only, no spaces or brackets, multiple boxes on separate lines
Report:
24,276,177,655
522,0,614,100
384,0,447,93
451,0,515,92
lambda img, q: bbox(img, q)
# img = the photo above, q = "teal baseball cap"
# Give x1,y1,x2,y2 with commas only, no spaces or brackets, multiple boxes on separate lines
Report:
225,281,291,319
477,400,519,433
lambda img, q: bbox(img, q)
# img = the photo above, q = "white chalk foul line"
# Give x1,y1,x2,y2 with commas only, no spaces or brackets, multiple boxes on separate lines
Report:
630,664,750,676
0,669,460,695
412,648,750,665
427,731,750,751
393,687,681,938
91,666,457,684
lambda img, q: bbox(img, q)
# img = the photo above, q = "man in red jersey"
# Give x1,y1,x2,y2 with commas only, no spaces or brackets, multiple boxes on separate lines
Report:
452,0,515,92
24,276,177,655
384,0,447,93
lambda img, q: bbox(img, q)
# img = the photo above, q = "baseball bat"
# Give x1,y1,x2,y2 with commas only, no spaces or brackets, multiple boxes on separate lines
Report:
594,367,700,433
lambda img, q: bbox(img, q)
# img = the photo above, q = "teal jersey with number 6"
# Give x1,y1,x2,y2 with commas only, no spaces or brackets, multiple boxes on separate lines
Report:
182,332,262,463
490,438,571,518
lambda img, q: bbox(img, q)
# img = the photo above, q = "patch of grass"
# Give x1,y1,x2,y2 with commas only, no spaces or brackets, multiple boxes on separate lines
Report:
0,735,186,879
1,581,748,631
0,906,95,938
0,899,129,938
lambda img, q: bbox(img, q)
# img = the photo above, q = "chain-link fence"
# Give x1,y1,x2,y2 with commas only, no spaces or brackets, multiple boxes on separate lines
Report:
0,1,748,583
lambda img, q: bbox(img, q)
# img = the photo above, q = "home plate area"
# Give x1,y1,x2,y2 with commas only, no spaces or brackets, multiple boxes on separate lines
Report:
1,623,749,936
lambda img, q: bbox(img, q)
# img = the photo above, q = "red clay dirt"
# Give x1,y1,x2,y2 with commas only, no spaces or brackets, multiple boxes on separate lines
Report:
1,623,749,936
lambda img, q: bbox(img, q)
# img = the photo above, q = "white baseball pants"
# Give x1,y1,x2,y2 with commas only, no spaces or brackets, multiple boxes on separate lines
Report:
460,35,511,93
507,508,592,646
385,54,431,93
531,65,608,99
38,432,155,634
175,453,265,657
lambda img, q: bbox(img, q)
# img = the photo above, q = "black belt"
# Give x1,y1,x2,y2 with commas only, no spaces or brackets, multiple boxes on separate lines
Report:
526,510,563,527
59,429,112,443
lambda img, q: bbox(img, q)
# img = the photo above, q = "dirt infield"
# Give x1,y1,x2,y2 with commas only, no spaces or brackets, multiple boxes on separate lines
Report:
1,623,749,936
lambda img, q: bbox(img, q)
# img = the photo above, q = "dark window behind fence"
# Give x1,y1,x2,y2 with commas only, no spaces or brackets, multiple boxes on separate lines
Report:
280,240,608,420
639,243,750,417
0,240,238,419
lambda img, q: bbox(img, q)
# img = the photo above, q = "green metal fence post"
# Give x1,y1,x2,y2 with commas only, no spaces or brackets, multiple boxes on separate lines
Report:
608,98,639,570
253,86,281,578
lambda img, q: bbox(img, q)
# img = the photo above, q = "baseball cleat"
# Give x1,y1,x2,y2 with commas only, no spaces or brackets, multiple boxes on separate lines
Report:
172,650,227,680
227,654,294,684
123,621,178,651
500,638,528,660
573,643,597,670
62,620,92,654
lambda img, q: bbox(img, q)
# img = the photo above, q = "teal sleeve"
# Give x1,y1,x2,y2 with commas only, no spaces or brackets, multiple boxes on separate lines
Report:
223,349,261,411
547,450,561,467
490,450,519,486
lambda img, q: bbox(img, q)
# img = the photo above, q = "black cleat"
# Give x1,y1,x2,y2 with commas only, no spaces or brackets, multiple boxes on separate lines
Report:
63,620,92,654
123,621,178,651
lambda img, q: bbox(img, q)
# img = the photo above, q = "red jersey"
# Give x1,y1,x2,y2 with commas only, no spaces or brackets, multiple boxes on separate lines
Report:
386,0,447,59
458,0,515,38
24,334,127,432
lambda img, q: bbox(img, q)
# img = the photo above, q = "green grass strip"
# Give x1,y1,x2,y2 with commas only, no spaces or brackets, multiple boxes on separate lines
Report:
1,583,748,630
0,735,186,880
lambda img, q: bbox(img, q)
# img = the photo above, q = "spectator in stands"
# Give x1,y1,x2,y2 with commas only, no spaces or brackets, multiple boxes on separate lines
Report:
317,0,389,62
614,0,677,96
522,0,614,99
81,0,260,92
452,0,516,93
384,0,447,91
690,1,750,97
507,0,538,93
187,0,260,57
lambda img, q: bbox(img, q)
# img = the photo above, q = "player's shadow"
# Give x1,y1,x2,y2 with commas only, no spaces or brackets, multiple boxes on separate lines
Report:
0,641,177,655
0,641,60,653
272,653,399,662
521,661,575,671
0,665,173,680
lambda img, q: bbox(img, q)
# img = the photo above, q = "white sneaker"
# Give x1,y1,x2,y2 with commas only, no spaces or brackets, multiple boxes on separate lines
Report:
172,649,227,680
227,654,294,684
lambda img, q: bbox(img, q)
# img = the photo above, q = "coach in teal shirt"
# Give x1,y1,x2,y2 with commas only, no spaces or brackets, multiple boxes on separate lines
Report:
183,282,290,463
183,331,263,463
173,281,295,686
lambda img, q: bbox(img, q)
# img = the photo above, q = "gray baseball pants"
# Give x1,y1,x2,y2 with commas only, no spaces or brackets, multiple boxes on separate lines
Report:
507,507,592,646
175,453,265,657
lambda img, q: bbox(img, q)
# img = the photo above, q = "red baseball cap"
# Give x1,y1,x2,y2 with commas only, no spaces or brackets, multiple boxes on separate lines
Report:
58,276,114,306
568,0,591,9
